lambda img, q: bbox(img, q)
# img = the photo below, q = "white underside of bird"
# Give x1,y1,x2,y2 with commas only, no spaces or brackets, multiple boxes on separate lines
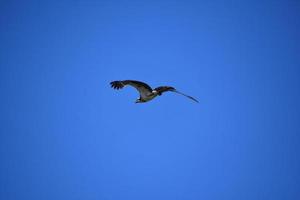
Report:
136,90,159,103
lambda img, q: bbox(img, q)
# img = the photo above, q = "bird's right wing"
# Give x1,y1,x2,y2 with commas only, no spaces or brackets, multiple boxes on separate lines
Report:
172,90,199,103
155,86,199,103
110,80,153,99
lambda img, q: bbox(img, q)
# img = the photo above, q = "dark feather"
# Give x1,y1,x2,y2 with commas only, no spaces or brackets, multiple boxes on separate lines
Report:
154,86,198,103
110,80,153,99
110,81,125,89
154,86,175,95
172,90,199,103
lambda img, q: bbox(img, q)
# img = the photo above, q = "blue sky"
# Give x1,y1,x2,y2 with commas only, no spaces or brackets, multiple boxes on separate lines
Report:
1,0,300,199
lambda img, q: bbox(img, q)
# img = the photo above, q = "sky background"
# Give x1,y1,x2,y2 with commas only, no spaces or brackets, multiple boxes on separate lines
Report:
1,0,300,199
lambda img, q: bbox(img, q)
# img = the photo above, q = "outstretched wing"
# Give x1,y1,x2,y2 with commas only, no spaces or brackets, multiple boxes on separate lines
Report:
154,86,199,103
110,80,153,99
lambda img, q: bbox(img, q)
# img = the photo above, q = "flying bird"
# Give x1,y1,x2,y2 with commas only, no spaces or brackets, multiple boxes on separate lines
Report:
110,80,198,103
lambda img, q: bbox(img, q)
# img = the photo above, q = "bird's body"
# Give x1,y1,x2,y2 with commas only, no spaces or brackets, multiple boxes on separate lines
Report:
110,80,198,103
135,90,158,102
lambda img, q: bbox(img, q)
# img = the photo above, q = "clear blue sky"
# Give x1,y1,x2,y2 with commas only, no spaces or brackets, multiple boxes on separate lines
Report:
1,0,300,199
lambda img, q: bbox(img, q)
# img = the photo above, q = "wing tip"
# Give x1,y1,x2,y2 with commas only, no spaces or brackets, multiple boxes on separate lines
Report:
173,90,199,103
192,98,199,103
110,81,124,90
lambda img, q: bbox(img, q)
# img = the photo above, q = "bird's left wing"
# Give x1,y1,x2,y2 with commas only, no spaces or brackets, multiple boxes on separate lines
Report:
154,86,199,103
110,80,153,99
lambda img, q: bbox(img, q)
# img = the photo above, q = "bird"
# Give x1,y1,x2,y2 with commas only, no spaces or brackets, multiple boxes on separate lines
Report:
110,80,199,103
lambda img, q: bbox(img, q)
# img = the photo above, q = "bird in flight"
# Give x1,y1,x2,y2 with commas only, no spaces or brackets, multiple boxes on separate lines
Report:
110,80,199,103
